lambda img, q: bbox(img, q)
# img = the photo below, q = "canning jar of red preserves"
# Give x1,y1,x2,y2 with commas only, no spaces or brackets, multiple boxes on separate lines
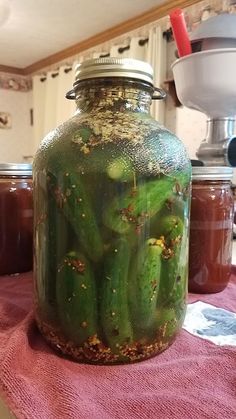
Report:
189,167,234,293
0,163,33,275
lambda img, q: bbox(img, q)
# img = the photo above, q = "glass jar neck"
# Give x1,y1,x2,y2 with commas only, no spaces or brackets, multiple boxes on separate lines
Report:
0,175,32,179
74,78,153,114
192,180,232,188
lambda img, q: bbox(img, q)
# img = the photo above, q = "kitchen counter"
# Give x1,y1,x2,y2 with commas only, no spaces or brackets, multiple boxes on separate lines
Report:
0,263,236,418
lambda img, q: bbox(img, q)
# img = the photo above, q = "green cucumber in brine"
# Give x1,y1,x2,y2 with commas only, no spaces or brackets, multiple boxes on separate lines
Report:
154,308,178,340
131,238,163,337
170,226,189,311
56,251,98,345
107,157,134,182
103,173,188,235
158,247,182,307
157,215,184,306
49,168,103,262
100,238,133,352
35,172,68,323
156,215,184,245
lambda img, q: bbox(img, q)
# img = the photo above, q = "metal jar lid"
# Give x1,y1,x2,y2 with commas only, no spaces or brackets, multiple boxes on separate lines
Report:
0,163,32,176
192,166,233,181
66,57,166,101
74,57,154,85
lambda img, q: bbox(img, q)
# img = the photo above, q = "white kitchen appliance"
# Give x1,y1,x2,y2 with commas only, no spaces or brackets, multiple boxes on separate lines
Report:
172,13,236,166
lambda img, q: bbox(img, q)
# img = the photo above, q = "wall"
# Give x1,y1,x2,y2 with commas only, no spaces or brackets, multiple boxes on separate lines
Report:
165,96,207,159
0,89,33,163
165,40,207,159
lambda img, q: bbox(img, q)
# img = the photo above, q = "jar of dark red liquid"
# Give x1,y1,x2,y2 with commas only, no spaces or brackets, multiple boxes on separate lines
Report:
0,163,33,275
189,166,234,293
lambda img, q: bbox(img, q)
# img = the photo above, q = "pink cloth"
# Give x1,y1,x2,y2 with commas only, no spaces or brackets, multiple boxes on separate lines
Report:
0,271,236,419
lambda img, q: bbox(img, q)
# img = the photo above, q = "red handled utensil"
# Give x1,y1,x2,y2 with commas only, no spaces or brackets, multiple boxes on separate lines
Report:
169,8,192,57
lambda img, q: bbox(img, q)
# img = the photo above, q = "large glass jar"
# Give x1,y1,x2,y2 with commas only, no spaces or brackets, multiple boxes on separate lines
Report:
189,167,234,294
33,58,191,364
0,163,33,275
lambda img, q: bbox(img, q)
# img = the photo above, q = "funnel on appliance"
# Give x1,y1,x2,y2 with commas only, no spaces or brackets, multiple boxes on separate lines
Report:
171,12,236,167
172,48,236,118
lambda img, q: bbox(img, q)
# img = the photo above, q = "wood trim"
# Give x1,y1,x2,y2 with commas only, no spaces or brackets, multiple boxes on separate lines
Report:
0,0,201,75
23,0,200,75
0,64,25,75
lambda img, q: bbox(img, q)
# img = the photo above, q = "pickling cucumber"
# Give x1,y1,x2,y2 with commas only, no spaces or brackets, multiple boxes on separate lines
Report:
35,172,68,323
107,157,134,182
100,238,133,351
154,308,178,339
158,248,182,306
49,168,103,262
157,215,184,245
103,173,188,234
56,251,98,345
170,228,189,308
157,215,184,305
132,238,163,336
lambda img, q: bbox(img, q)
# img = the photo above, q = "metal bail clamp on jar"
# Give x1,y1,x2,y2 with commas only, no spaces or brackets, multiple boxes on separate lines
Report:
189,166,234,294
0,163,33,275
33,58,191,364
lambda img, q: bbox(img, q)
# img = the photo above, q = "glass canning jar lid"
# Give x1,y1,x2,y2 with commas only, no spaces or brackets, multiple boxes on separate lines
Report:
0,163,32,176
192,166,233,181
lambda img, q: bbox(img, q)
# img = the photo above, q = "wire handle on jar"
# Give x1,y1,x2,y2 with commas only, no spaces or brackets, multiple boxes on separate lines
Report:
66,85,167,101
152,87,166,100
66,89,76,100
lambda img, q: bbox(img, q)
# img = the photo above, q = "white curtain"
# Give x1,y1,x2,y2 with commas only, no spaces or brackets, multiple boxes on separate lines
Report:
110,37,146,60
56,62,78,126
110,43,130,58
146,26,167,124
32,75,47,154
129,37,147,61
44,71,59,135
32,62,77,153
32,23,167,153
109,27,167,124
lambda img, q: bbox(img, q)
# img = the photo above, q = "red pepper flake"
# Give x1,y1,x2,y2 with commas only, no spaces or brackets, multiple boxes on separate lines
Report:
119,206,150,235
127,204,134,212
162,247,175,260
119,205,136,224
151,280,158,290
70,259,86,274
